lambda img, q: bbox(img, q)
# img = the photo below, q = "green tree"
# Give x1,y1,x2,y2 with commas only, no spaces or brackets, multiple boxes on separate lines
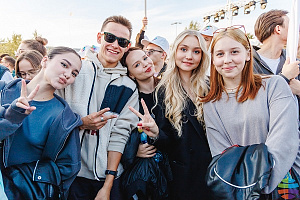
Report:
0,34,22,58
246,33,255,39
185,20,201,31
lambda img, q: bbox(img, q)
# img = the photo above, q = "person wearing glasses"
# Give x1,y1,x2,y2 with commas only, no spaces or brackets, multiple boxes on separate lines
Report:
57,15,139,200
129,29,213,200
202,26,300,196
141,36,169,79
15,37,48,58
15,50,43,81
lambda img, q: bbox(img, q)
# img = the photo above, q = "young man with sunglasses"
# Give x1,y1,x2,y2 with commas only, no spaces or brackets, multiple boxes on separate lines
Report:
58,15,139,200
142,36,169,78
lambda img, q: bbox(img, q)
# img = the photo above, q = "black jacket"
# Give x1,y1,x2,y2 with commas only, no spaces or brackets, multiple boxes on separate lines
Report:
153,89,213,200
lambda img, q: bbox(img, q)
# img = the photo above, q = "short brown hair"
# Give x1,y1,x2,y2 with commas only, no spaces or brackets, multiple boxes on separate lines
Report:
101,15,132,39
254,9,288,43
2,56,15,68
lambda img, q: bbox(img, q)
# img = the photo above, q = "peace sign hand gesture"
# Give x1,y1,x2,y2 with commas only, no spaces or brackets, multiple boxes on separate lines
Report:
16,79,39,115
129,98,159,138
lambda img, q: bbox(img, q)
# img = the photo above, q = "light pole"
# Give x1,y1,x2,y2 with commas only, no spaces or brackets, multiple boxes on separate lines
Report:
171,22,182,36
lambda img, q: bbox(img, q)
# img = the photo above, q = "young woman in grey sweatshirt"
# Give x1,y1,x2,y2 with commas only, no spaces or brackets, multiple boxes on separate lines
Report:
202,26,300,195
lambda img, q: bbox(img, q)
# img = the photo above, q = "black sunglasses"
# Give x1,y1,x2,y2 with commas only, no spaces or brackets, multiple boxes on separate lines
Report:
101,32,131,48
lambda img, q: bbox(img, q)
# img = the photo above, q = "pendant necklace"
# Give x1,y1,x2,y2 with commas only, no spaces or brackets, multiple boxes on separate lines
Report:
225,85,239,93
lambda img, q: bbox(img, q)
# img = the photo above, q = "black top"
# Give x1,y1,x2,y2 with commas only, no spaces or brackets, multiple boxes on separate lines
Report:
138,91,155,115
153,88,213,200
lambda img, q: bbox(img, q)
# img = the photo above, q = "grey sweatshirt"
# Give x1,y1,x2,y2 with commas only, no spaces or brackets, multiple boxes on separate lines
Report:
203,75,300,194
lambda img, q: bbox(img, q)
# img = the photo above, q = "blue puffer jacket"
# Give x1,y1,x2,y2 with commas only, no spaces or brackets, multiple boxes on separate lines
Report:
0,79,82,198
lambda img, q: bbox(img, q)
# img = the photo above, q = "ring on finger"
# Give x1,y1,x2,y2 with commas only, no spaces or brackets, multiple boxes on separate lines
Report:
100,117,104,122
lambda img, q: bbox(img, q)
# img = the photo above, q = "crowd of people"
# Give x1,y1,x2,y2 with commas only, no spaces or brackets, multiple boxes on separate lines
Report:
0,8,299,200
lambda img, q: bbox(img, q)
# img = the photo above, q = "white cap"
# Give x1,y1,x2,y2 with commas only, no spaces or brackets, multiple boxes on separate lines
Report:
200,25,219,37
141,36,170,55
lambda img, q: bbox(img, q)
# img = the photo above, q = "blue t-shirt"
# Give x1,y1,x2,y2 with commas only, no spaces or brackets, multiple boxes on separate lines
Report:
7,97,64,166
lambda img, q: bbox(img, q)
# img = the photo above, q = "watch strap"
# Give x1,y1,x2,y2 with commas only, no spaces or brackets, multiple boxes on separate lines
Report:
105,170,118,177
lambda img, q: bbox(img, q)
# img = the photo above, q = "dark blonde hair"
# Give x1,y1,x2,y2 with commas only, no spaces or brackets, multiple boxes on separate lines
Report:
21,36,48,56
202,28,262,103
15,50,43,75
254,9,288,43
101,15,132,39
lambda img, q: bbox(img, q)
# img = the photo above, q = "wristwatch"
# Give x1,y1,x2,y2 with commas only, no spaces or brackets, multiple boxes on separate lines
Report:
279,73,291,84
105,170,118,177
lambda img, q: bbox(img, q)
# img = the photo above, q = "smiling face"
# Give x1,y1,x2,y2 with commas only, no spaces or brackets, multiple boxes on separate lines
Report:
175,35,202,77
126,49,154,81
18,59,39,80
97,22,131,68
43,52,82,90
212,36,250,84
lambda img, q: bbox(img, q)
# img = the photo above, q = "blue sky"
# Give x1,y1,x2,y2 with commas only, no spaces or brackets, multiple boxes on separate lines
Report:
1,0,292,48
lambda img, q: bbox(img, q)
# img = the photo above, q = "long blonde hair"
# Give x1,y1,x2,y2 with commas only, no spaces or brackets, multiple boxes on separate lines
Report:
154,29,209,136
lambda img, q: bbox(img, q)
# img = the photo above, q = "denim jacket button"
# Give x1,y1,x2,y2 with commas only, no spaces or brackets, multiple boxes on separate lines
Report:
37,176,42,180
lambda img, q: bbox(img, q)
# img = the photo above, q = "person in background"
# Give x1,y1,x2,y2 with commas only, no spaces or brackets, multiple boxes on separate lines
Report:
200,25,219,50
253,9,300,96
142,36,169,78
15,36,48,58
1,56,16,77
135,17,148,50
0,46,82,199
15,50,43,81
200,25,219,76
0,54,9,63
202,26,300,195
0,53,13,83
57,15,139,200
129,29,213,200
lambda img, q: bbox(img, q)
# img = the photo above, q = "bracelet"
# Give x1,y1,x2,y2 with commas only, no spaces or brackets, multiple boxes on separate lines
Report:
105,170,118,177
149,135,159,144
279,73,290,84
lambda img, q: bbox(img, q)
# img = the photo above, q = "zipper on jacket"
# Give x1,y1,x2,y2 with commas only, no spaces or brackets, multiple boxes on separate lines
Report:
93,74,129,180
80,61,97,146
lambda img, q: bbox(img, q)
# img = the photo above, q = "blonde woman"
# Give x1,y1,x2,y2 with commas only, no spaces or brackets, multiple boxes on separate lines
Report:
129,29,213,200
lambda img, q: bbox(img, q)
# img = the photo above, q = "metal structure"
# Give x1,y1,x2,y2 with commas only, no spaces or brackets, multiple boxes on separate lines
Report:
203,0,268,25
171,22,182,36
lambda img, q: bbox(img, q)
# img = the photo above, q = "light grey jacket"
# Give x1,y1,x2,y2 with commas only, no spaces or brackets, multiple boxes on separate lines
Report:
203,75,300,194
57,50,139,180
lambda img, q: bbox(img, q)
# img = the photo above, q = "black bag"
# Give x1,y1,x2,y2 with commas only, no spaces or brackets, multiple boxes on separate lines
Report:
121,128,172,200
206,144,274,200
3,160,63,200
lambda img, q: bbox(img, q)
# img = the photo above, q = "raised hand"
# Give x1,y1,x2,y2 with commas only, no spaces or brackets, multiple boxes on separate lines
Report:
282,57,300,80
16,79,39,115
80,108,117,130
129,98,159,138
